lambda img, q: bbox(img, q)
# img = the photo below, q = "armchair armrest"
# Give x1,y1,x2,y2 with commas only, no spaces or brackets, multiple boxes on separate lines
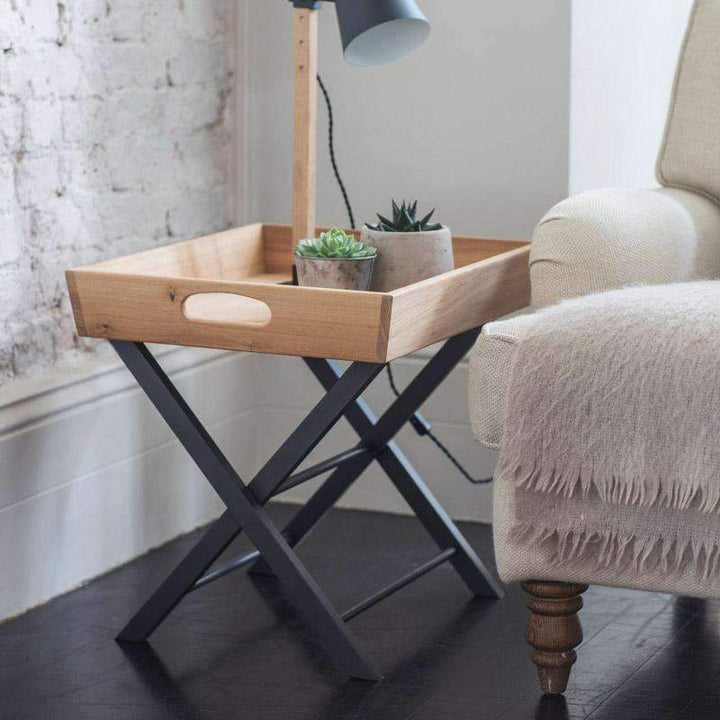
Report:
469,314,536,450
470,186,720,450
530,187,720,310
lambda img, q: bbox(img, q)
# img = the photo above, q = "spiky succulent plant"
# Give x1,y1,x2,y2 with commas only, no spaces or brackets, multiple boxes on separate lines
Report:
366,200,443,233
295,228,376,259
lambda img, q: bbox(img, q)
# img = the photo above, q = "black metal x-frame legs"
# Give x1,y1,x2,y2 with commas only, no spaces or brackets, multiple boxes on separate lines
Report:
111,328,502,681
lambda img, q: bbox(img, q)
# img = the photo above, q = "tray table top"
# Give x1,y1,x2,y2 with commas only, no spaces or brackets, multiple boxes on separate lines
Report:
66,224,529,362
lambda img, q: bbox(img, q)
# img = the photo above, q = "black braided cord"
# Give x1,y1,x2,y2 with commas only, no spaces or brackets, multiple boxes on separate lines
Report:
317,74,356,229
386,365,493,485
317,74,492,486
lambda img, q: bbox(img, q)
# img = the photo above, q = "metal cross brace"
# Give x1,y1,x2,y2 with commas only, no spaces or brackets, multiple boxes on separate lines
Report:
110,328,502,681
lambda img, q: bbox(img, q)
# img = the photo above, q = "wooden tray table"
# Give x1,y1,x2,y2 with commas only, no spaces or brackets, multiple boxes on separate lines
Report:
66,223,529,362
65,223,530,681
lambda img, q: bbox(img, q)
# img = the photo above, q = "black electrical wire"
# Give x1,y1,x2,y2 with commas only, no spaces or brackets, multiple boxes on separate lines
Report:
386,364,493,485
317,74,492,486
317,74,356,229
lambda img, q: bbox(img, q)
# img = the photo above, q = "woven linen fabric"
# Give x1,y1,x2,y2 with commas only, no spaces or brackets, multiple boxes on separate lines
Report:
657,0,720,205
530,187,720,311
494,281,720,596
469,315,536,450
469,187,720,450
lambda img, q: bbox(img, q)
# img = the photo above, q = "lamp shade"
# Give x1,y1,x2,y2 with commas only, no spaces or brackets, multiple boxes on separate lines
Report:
334,0,431,67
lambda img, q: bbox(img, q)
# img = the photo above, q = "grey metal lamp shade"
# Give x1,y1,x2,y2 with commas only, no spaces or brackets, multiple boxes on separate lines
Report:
334,0,431,67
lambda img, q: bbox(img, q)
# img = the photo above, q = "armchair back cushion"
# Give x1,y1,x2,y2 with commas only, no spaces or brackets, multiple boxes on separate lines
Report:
657,0,720,205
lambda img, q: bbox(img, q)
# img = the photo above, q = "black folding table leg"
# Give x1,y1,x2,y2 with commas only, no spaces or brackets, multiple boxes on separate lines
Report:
249,335,474,575
112,341,383,680
374,442,503,598
249,449,375,577
117,348,383,643
118,509,239,641
252,327,502,604
312,335,503,599
259,330,501,598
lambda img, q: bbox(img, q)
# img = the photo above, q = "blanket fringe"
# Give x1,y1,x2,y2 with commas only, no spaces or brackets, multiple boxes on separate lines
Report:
511,523,720,582
503,460,720,514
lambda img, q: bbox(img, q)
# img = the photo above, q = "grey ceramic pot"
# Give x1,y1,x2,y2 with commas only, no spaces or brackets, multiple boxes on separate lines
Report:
360,225,454,291
295,255,376,290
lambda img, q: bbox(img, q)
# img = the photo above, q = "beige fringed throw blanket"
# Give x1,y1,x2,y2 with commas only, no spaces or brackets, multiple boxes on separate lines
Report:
499,281,720,582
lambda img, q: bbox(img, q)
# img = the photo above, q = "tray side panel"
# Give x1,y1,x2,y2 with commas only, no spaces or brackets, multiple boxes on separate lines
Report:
261,226,526,272
385,245,530,360
65,271,87,336
262,225,363,274
66,270,392,362
262,225,295,273
83,224,267,280
452,236,527,267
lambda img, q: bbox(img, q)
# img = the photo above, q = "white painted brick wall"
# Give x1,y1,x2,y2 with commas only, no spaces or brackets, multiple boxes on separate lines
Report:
0,0,233,383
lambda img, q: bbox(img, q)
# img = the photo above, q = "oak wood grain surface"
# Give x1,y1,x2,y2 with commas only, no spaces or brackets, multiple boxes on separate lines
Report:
67,224,529,362
292,8,318,245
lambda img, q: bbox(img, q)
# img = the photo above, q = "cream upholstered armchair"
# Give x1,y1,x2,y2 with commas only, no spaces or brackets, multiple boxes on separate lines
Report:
469,0,720,695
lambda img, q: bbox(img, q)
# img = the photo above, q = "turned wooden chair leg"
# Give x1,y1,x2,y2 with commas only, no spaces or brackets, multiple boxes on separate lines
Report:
522,581,588,695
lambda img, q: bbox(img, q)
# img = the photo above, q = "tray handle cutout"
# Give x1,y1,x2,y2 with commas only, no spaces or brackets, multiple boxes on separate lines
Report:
182,292,272,328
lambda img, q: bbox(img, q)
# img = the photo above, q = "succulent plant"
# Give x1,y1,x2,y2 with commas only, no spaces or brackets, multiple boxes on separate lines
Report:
366,200,443,233
295,228,376,259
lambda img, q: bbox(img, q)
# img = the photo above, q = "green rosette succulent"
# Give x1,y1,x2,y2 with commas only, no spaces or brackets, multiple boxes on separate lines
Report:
366,200,443,233
295,228,376,259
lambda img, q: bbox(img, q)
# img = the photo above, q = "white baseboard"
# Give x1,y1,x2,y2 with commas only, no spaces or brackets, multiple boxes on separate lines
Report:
0,348,256,621
0,347,497,621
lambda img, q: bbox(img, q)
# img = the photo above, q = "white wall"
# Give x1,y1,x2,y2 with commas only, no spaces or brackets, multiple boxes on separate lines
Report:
0,0,238,622
0,0,572,623
240,0,571,238
570,0,694,193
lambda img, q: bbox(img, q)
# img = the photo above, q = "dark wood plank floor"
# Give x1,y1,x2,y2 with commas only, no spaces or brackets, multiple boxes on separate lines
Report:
2,503,719,719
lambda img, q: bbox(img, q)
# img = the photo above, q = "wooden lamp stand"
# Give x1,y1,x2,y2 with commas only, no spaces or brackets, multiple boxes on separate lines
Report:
292,6,319,244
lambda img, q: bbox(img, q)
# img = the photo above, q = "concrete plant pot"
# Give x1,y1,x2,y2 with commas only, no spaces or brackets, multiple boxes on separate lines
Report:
360,225,454,291
295,255,376,291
